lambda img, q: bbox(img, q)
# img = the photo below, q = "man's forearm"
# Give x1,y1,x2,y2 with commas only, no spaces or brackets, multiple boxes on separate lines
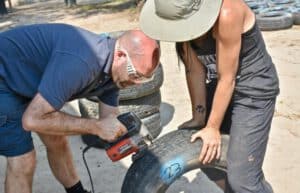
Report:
22,93,100,136
22,93,125,139
23,103,126,142
23,110,98,136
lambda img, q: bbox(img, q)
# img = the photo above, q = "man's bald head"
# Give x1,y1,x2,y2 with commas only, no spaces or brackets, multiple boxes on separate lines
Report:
117,30,160,76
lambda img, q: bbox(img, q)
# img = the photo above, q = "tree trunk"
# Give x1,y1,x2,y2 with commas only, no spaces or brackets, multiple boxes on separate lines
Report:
0,0,8,15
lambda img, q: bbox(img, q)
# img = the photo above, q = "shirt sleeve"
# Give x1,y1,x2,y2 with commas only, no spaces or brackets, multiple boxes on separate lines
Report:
38,52,96,110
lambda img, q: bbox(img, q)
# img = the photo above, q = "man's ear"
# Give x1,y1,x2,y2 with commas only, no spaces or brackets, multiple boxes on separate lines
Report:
116,49,126,58
115,49,128,69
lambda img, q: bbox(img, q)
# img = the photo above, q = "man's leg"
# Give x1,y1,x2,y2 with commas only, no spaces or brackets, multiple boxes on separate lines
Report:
5,150,36,193
38,134,80,187
0,78,35,193
38,134,88,193
226,97,275,193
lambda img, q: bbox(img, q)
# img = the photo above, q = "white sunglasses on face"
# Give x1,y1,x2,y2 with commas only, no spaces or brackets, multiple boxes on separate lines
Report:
121,48,155,83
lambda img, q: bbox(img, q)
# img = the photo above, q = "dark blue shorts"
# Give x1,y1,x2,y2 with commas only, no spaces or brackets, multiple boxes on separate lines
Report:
0,78,34,157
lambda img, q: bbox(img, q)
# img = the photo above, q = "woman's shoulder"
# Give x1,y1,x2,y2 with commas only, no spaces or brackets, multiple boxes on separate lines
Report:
219,1,245,23
213,1,246,37
217,0,254,35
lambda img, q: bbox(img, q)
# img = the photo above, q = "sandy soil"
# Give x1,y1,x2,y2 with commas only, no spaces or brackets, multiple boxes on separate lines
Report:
0,1,299,192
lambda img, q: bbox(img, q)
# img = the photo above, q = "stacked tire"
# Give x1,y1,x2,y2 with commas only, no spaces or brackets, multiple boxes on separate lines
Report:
245,0,300,30
79,31,164,148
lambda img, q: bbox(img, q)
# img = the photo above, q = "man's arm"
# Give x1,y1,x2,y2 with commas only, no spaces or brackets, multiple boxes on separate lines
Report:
22,93,126,141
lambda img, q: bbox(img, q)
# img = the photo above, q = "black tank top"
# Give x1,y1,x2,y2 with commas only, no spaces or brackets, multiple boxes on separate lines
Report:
190,22,279,99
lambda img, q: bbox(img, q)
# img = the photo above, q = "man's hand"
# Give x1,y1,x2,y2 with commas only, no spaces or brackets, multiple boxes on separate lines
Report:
191,127,221,164
96,115,127,142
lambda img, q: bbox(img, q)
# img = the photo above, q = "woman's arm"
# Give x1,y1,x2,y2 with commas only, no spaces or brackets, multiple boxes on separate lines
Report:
207,12,242,130
191,6,244,164
177,42,207,129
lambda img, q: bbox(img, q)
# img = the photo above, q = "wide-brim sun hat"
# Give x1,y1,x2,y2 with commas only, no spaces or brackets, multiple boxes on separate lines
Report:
140,0,223,42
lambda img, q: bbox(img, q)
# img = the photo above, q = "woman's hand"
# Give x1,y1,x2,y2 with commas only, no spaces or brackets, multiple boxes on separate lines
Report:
191,127,221,164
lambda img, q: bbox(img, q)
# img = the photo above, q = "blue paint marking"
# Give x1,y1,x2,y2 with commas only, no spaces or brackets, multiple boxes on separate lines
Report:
160,157,184,185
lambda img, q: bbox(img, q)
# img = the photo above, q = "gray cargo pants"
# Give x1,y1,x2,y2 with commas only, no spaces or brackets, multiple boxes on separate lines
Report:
226,95,276,193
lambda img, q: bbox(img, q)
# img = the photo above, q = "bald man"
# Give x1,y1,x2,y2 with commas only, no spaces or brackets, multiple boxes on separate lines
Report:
0,24,160,193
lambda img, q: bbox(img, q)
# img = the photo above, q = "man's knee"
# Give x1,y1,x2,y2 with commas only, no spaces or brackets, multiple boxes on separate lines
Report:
7,150,36,176
39,134,69,151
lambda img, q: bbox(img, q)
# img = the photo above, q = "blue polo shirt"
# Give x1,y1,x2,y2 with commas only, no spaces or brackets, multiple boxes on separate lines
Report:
0,23,119,110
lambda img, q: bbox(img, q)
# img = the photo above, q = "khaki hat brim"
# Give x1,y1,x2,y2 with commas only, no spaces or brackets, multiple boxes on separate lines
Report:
140,0,223,42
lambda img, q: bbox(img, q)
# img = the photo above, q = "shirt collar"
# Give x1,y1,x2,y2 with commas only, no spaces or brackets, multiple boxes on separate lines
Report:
103,37,116,75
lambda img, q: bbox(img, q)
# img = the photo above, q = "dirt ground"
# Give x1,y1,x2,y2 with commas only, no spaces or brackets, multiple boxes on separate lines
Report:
0,0,300,193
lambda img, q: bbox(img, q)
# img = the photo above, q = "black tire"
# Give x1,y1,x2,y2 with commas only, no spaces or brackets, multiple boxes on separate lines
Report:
256,11,293,31
252,6,269,15
290,7,300,24
78,98,99,119
141,112,162,139
119,64,164,100
79,91,161,119
245,1,269,14
118,91,161,119
121,129,229,193
84,65,163,102
294,12,300,24
259,5,292,13
246,2,260,9
269,0,295,6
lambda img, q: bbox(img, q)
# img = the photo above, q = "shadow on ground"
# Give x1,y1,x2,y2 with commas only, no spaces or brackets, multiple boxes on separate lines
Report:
160,102,175,128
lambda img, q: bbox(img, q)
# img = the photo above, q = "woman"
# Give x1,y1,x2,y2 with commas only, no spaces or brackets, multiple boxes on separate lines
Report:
139,0,279,192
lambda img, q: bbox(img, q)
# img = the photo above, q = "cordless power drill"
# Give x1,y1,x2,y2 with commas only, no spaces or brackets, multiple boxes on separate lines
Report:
82,112,153,193
103,112,153,162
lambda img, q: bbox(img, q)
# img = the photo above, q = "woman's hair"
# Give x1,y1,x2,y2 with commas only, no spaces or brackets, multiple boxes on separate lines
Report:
175,42,184,63
175,41,193,71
